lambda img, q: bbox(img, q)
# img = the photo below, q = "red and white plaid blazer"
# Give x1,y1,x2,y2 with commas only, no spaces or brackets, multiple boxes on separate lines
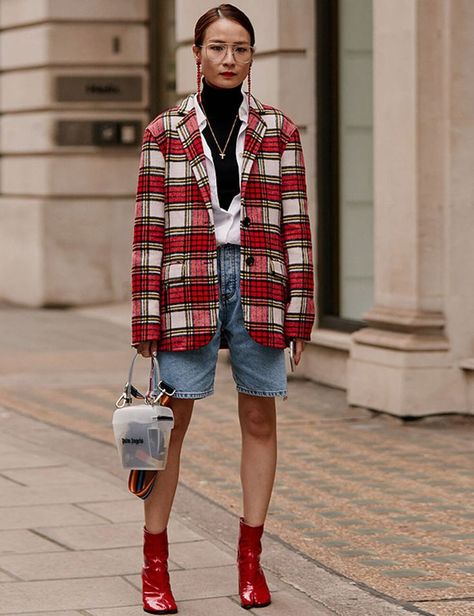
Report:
131,94,315,351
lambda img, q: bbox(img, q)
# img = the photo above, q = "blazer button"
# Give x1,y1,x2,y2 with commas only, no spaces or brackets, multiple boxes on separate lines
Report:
246,256,255,266
242,216,251,228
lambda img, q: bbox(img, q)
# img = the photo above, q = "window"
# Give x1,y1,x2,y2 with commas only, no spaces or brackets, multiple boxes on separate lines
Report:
316,0,373,331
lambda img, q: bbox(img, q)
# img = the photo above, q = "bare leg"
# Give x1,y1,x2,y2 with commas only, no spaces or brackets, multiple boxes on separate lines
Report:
144,398,194,534
238,393,277,527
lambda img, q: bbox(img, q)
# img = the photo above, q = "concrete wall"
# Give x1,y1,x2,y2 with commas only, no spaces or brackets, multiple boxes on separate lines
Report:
0,0,149,306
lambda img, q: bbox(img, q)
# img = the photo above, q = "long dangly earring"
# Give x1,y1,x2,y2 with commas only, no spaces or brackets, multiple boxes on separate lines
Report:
247,64,252,108
196,62,202,102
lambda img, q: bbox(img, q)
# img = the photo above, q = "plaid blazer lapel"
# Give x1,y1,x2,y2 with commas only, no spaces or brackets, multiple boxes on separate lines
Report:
176,99,213,212
241,103,267,199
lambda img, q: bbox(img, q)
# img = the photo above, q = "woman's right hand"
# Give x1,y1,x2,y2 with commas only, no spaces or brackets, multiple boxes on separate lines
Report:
136,340,158,358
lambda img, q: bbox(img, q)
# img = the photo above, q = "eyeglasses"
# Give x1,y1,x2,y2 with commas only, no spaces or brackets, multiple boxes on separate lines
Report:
199,43,254,65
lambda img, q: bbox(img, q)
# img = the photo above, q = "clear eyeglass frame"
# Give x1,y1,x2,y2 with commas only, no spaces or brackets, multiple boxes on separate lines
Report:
199,43,255,65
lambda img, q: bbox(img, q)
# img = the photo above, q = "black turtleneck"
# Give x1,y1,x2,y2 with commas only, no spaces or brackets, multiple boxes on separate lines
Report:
201,80,242,211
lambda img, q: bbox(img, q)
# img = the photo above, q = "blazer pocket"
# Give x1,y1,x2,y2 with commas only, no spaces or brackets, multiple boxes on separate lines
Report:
161,262,185,308
269,259,289,304
270,259,287,279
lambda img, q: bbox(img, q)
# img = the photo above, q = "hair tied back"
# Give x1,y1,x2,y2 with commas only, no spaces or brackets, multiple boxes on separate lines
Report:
194,4,256,47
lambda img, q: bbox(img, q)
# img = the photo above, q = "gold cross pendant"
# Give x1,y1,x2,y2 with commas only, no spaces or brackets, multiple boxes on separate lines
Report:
219,153,225,159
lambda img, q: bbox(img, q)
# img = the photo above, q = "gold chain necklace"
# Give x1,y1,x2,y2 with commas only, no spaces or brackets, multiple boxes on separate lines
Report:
204,113,239,159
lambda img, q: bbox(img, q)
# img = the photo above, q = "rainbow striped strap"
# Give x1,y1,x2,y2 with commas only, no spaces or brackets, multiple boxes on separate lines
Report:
128,469,158,500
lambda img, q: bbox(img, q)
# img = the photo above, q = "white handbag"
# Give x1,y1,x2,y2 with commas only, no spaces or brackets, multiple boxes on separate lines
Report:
113,353,176,471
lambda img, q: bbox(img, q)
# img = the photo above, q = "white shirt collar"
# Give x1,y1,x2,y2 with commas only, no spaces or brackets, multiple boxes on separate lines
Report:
194,86,249,130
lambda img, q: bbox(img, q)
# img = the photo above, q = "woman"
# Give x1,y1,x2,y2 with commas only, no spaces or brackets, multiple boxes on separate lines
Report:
131,4,315,613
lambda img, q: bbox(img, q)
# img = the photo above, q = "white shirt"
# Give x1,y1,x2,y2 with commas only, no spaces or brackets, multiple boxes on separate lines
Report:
194,89,249,246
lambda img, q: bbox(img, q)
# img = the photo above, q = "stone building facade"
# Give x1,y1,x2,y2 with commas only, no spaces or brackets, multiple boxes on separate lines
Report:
1,0,474,418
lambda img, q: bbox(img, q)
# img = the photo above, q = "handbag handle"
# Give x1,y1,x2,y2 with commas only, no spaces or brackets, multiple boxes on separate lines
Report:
115,352,175,409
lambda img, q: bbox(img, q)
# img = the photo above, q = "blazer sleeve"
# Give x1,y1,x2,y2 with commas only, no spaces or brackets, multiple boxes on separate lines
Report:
281,126,316,341
131,128,165,346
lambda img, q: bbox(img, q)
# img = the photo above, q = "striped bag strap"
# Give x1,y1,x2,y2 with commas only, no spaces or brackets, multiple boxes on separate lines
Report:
128,469,158,500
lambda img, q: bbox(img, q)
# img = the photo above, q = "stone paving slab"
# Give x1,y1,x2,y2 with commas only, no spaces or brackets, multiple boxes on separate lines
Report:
0,476,27,490
1,466,108,486
3,613,83,616
0,577,141,614
0,529,66,554
0,443,21,454
256,590,336,616
77,499,143,523
0,482,128,507
87,596,246,616
170,539,235,569
125,564,278,601
36,519,201,551
0,547,148,580
0,452,67,470
34,521,142,551
0,504,106,530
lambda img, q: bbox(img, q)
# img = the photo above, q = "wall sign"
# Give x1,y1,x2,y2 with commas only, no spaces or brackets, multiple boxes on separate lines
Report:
56,76,142,102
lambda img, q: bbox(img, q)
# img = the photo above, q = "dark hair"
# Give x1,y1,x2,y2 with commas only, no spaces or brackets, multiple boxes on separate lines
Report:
194,4,255,47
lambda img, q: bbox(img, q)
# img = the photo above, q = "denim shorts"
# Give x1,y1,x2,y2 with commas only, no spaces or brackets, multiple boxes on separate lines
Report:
157,244,287,399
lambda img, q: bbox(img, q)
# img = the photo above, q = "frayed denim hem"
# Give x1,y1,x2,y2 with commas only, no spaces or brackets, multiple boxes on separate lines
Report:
236,386,287,398
173,389,214,400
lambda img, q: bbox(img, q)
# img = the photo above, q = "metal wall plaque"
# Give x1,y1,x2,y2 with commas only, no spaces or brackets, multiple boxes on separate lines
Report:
56,76,143,102
56,120,142,146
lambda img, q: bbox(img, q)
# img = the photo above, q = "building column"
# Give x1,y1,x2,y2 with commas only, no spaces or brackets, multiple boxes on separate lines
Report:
348,0,473,416
0,0,148,306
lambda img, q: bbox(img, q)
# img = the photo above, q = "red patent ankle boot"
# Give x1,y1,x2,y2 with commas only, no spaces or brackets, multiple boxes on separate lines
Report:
142,527,177,614
238,517,271,609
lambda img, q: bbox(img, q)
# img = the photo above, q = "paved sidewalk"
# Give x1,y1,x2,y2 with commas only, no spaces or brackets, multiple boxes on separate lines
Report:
0,408,418,616
0,303,473,615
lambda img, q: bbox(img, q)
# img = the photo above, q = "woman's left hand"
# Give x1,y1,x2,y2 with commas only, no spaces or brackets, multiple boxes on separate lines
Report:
294,338,305,365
